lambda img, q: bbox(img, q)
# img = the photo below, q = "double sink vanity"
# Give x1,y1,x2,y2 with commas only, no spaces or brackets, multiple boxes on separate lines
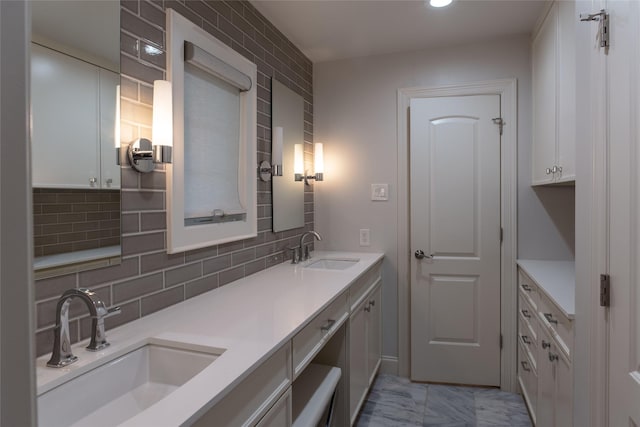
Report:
36,251,384,427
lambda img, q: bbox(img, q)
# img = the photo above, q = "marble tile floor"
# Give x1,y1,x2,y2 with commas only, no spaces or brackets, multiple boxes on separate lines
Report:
355,374,532,427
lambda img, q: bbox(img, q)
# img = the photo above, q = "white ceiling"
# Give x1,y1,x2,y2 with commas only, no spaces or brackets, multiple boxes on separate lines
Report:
251,0,547,63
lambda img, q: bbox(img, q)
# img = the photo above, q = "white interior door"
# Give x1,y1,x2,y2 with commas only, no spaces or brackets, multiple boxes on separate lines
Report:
607,0,640,424
409,95,501,386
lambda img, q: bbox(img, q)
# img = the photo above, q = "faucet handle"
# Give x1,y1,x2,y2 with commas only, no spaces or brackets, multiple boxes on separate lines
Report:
87,305,121,352
287,246,301,264
98,305,121,319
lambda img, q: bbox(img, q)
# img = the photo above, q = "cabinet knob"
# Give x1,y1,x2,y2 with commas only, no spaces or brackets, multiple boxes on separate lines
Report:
521,283,532,292
364,304,371,313
543,313,558,325
520,360,531,372
548,352,559,362
521,309,531,318
105,178,113,187
521,335,532,345
369,299,376,307
320,319,336,333
89,177,97,186
546,168,552,175
542,340,551,349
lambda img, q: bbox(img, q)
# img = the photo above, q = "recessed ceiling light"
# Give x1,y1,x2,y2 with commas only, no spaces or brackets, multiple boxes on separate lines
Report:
429,0,453,8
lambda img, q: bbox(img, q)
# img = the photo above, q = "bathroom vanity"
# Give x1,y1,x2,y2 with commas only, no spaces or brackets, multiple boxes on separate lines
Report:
36,251,383,426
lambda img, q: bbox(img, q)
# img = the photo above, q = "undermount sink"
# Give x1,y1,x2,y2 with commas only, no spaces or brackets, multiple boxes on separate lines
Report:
38,340,226,427
305,258,359,270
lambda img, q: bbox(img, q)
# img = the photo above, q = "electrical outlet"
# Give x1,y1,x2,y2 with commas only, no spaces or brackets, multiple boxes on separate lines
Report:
360,229,371,246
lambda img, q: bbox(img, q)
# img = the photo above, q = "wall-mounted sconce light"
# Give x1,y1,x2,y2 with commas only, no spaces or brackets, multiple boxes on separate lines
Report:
295,142,324,184
259,126,284,182
127,80,173,173
115,84,122,165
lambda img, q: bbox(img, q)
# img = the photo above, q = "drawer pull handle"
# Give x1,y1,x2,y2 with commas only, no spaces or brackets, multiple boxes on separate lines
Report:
520,361,531,372
521,284,532,292
320,319,336,333
521,335,532,345
542,340,551,349
548,352,559,362
521,309,531,318
544,313,558,325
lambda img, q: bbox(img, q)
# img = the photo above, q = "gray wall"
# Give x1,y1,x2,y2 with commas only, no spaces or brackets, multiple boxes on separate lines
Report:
314,36,575,361
34,0,314,357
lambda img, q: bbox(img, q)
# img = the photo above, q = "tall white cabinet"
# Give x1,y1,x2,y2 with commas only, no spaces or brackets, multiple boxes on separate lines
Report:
532,1,576,185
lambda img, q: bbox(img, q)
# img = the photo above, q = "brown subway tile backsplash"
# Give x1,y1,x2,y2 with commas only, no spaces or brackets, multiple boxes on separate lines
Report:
165,263,202,287
141,251,185,273
202,254,232,275
219,266,245,287
141,285,184,316
122,232,165,256
121,190,164,211
34,0,313,358
113,272,164,303
185,274,219,299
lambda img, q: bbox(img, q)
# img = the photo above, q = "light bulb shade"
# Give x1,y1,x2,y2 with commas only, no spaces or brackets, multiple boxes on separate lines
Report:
294,143,304,175
314,142,324,174
152,80,173,148
429,0,452,7
115,84,121,149
273,126,283,166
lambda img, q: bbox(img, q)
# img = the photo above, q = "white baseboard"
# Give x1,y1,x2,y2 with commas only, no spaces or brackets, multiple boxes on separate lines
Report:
380,355,399,376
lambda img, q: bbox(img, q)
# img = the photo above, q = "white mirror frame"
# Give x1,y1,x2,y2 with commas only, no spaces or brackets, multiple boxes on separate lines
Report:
166,9,257,254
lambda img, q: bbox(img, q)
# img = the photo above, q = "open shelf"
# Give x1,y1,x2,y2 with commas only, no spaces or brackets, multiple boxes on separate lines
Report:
292,363,341,427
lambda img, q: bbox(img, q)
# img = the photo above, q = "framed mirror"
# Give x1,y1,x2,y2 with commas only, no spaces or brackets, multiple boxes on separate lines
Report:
31,0,121,278
271,79,305,232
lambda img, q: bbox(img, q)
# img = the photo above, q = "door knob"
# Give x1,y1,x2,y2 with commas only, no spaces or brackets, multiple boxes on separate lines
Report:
414,250,434,260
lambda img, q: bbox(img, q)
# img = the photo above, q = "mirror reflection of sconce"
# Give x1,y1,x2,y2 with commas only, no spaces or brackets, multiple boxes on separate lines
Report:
295,142,324,185
123,80,173,173
259,126,284,182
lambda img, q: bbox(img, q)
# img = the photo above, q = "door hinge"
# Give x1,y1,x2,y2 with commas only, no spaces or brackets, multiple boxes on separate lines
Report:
500,334,503,349
600,274,610,307
580,9,609,49
492,117,504,135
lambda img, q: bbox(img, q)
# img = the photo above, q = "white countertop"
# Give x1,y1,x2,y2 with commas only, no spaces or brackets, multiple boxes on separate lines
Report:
36,251,384,426
517,259,575,319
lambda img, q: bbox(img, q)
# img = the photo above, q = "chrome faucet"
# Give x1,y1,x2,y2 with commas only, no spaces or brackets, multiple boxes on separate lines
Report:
47,288,121,368
299,230,322,261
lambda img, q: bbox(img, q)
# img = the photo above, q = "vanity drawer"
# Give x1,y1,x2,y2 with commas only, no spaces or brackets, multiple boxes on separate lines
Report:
518,340,538,422
519,270,539,310
194,343,292,427
538,291,573,358
292,291,348,378
349,261,382,311
519,292,538,344
518,313,537,368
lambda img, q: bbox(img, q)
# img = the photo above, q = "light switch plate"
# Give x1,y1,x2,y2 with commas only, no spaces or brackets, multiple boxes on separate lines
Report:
371,184,389,201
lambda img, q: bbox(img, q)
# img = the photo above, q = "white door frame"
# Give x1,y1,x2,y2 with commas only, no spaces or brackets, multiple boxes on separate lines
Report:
396,79,518,392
